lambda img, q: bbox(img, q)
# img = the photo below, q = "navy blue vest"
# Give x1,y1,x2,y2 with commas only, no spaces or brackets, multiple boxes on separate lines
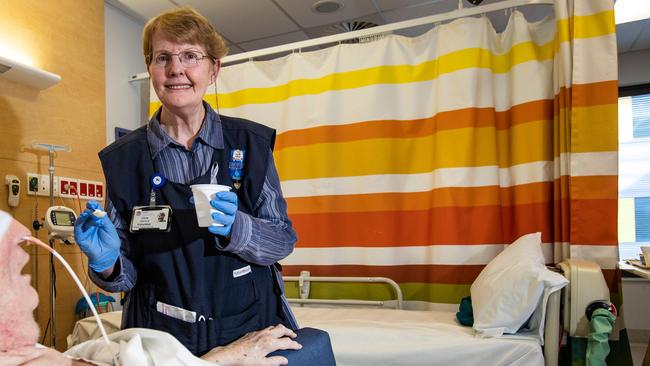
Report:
99,115,286,355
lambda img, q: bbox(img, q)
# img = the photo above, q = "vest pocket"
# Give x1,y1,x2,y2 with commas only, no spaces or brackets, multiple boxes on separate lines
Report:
221,275,258,317
148,305,198,354
216,300,261,345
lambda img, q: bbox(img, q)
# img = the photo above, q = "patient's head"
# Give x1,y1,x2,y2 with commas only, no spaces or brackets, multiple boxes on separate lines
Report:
0,211,40,351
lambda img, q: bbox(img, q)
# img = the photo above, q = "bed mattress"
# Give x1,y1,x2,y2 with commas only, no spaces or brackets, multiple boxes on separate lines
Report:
291,306,544,366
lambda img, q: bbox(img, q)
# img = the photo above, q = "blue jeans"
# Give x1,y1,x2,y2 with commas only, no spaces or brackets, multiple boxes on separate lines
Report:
268,327,336,365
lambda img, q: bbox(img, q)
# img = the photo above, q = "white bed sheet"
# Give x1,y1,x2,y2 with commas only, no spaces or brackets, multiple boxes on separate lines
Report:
292,306,544,366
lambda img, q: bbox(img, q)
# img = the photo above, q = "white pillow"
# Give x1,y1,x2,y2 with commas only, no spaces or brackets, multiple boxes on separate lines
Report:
471,232,568,338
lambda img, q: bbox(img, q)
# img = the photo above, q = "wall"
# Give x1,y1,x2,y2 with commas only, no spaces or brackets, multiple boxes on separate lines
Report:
618,48,650,87
622,278,650,328
0,0,106,350
104,2,147,145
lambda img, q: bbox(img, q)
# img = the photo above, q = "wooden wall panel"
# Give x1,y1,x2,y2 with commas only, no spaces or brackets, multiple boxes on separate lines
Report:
0,0,106,350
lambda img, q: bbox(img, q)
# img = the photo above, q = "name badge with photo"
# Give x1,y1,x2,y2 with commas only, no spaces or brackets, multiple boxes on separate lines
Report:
130,206,172,232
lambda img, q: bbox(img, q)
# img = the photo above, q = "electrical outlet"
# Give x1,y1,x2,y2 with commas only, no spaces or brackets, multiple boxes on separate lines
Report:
78,180,88,198
59,177,80,198
26,173,59,197
88,182,96,198
60,178,69,195
95,182,104,199
27,174,39,195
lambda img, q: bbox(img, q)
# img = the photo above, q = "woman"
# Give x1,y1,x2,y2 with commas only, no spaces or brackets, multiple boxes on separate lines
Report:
74,7,305,358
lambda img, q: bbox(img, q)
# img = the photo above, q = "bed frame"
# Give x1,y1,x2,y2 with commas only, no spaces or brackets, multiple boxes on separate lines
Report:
284,271,404,309
283,272,561,366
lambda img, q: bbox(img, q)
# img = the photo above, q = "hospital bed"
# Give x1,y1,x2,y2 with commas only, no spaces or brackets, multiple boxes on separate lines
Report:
68,260,610,366
283,273,561,366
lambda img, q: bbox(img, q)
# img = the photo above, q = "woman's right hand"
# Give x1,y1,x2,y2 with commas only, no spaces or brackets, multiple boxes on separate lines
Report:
200,324,302,366
73,200,120,273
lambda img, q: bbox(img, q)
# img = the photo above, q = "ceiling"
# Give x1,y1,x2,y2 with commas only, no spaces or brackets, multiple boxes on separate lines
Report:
107,0,650,59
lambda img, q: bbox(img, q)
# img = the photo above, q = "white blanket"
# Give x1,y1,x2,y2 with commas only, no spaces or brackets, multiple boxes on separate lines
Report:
65,328,213,366
292,307,544,366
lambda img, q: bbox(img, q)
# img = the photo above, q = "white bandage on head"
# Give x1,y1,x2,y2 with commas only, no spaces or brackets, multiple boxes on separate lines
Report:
0,211,11,241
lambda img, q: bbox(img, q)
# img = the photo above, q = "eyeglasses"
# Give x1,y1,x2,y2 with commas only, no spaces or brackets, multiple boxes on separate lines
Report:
150,51,212,68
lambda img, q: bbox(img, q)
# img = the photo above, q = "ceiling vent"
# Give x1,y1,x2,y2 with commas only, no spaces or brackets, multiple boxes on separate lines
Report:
323,21,388,44
312,0,344,14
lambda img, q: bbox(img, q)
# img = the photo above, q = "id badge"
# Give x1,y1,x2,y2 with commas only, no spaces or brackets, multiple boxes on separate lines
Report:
129,205,172,232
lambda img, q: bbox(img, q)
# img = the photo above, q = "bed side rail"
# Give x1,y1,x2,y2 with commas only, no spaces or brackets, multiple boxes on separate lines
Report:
283,271,404,310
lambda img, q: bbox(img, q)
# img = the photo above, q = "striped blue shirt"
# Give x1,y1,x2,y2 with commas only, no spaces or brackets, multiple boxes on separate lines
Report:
90,104,298,328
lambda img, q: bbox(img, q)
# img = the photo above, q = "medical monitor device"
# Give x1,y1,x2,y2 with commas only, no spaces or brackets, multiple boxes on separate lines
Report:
45,205,77,240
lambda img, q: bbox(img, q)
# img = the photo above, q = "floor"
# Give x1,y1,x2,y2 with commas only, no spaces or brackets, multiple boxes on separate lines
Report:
628,329,650,366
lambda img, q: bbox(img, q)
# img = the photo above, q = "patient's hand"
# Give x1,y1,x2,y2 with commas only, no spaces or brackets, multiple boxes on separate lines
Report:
200,324,302,366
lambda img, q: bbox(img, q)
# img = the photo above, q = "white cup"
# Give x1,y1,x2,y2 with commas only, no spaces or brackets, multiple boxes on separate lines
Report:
190,184,232,227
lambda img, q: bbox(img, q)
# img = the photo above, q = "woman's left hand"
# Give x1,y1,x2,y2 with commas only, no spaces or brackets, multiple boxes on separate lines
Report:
209,191,238,237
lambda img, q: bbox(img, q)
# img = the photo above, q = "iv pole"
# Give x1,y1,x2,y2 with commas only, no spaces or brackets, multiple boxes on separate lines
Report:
31,142,71,348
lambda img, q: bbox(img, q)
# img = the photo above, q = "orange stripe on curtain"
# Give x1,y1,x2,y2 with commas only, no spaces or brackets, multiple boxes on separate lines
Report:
285,177,614,216
293,199,615,247
274,81,618,151
572,175,617,199
570,198,618,245
283,264,484,284
292,202,559,247
549,175,616,243
276,101,553,150
570,80,618,106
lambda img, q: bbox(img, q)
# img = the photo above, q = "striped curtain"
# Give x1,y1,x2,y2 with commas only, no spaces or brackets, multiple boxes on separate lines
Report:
152,0,631,361
150,1,618,307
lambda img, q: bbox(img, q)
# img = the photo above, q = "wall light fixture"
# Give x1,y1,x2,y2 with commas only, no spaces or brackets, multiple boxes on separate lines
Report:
0,54,61,90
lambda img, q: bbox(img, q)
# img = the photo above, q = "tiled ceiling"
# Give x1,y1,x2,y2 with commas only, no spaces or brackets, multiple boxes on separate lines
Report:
107,0,650,57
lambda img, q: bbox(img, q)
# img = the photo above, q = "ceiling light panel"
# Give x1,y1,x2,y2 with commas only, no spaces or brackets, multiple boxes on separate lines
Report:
179,0,300,43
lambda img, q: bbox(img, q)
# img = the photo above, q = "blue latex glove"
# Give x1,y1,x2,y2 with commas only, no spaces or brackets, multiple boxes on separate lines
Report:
73,200,120,272
208,191,238,237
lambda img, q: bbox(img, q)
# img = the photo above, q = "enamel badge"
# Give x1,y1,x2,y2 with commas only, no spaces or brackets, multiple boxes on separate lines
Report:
229,149,245,190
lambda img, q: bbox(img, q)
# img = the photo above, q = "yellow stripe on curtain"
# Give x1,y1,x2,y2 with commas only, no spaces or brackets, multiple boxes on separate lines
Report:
275,120,554,180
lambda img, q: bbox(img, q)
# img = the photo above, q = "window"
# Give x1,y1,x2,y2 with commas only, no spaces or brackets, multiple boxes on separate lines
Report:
619,85,650,260
636,197,650,242
632,93,650,138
